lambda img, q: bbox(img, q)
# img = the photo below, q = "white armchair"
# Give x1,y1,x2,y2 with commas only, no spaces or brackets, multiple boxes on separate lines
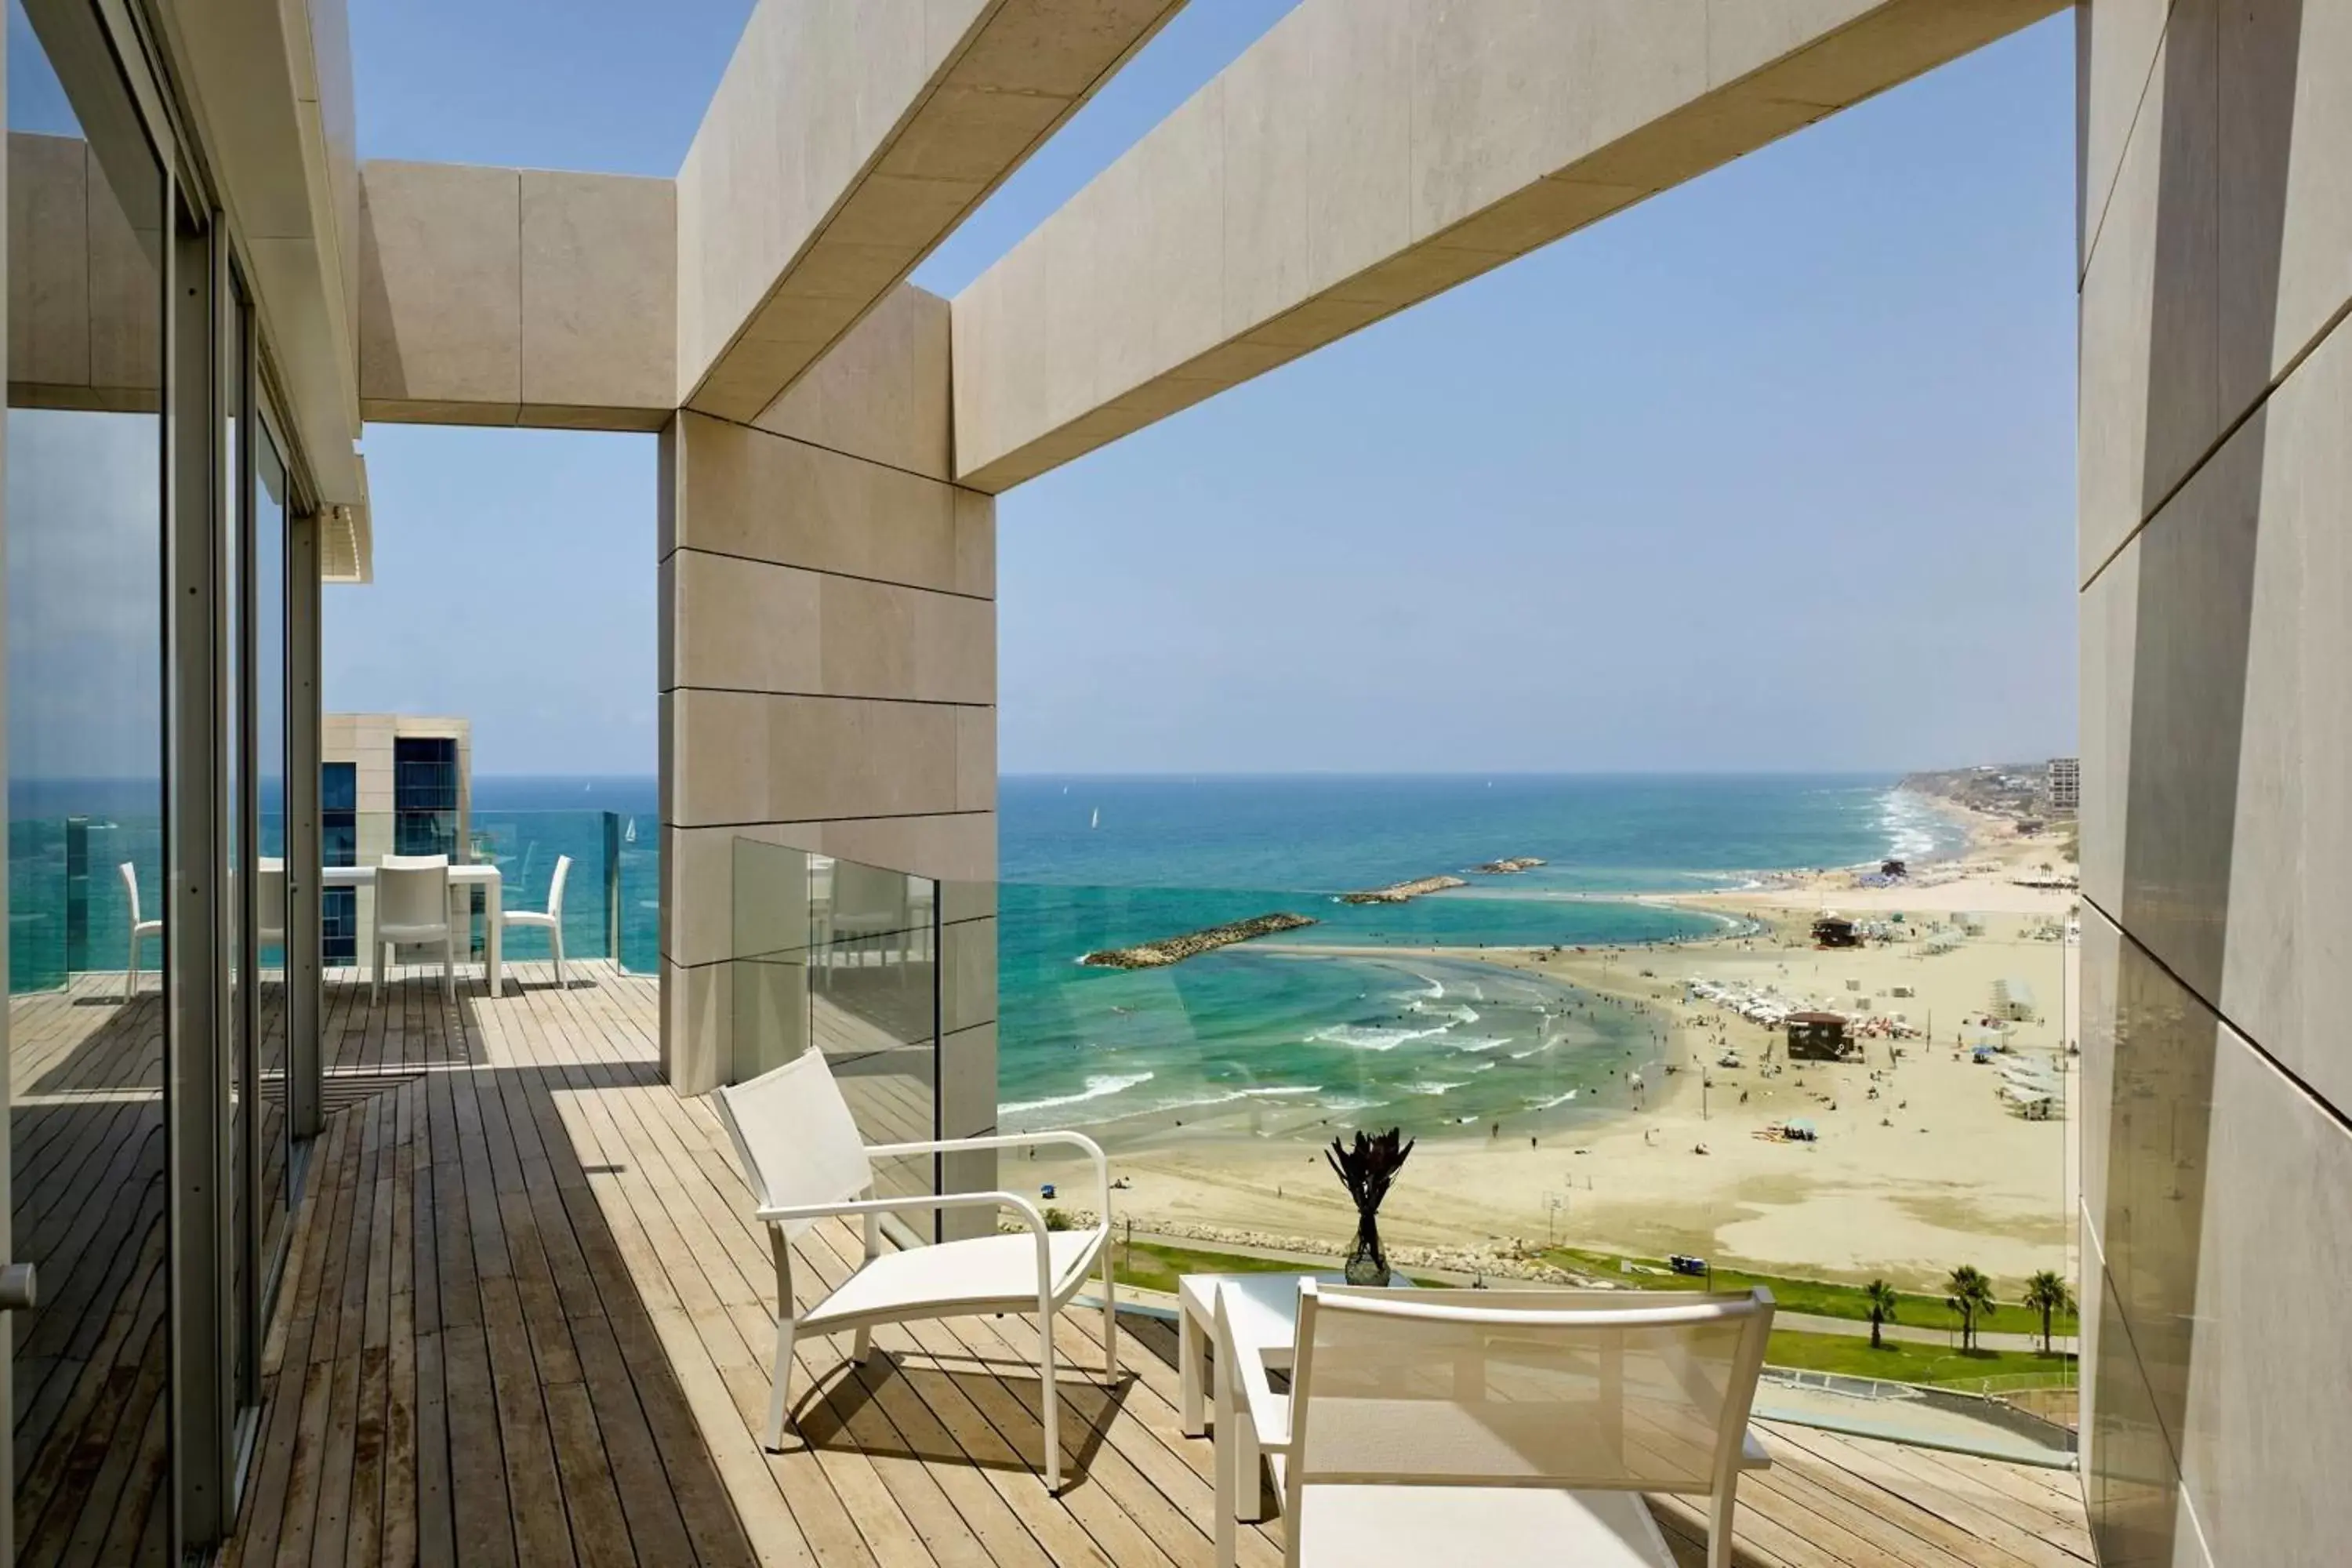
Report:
712,1049,1118,1493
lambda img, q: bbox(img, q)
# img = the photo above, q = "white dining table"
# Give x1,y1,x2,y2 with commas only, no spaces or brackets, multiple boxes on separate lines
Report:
318,862,505,994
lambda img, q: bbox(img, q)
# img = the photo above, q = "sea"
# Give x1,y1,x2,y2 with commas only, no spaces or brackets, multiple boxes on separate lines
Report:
995,775,1967,1137
9,770,1967,1145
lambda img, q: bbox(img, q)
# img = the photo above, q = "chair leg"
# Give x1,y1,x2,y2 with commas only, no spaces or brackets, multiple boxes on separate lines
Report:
1101,1243,1120,1379
851,1327,873,1364
444,935,456,1001
125,934,138,1003
1040,1307,1062,1493
1708,1490,1736,1568
764,1313,797,1452
552,923,565,987
372,942,383,1005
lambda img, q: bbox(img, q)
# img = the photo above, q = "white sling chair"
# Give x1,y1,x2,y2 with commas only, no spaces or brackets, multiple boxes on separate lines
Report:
713,1049,1117,1493
501,853,570,985
1231,1283,1774,1568
119,862,162,1001
372,855,456,1003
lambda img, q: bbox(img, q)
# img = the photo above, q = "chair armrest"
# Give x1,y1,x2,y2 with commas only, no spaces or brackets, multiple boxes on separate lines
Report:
865,1131,1112,1233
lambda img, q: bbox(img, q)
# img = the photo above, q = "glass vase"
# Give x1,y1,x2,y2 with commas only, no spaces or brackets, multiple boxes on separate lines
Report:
1343,1211,1389,1286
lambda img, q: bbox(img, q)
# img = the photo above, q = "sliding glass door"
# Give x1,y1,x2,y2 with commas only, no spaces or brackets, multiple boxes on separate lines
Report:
4,0,172,1557
3,2,313,1556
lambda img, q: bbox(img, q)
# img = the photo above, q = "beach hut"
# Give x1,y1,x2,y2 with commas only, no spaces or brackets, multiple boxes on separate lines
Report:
1811,915,1860,949
1786,1011,1857,1062
1991,977,2038,1022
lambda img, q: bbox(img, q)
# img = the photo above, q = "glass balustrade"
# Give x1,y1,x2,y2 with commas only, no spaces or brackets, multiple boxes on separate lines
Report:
731,841,944,1217
9,805,659,994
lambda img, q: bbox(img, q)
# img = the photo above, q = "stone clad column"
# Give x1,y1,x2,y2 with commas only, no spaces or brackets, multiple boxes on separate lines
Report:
2076,6,2352,1563
659,285,999,1223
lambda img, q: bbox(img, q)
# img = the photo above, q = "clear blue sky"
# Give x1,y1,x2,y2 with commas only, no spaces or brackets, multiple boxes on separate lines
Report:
341,1,2078,778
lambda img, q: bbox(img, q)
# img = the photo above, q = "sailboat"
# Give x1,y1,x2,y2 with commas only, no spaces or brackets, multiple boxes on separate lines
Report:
1089,808,1100,829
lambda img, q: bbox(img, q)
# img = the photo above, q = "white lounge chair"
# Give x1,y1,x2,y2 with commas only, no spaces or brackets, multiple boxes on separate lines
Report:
372,855,456,1003
713,1049,1117,1492
119,862,161,1001
1225,1283,1774,1568
501,852,569,986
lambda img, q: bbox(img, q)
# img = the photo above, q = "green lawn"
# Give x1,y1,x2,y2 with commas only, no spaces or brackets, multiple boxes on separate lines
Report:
1109,1240,1334,1295
1539,1247,2080,1341
1106,1241,2077,1393
1762,1329,2078,1391
1108,1240,1446,1294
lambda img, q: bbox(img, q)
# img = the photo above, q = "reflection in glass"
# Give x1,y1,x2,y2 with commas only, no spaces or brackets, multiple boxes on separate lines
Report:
731,844,940,1209
253,423,291,1357
5,0,172,1553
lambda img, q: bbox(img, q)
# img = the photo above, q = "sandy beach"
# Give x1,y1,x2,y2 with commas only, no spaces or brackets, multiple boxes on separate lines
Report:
1025,795,2081,1294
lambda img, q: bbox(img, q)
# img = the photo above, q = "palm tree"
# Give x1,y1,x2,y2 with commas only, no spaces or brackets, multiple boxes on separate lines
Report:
1864,1279,1900,1350
1944,1265,1998,1352
2023,1269,2076,1356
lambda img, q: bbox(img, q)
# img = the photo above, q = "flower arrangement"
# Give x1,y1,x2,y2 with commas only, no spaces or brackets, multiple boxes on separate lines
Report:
1326,1127,1414,1286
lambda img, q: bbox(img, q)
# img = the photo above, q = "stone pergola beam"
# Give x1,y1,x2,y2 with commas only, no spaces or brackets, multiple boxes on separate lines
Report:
676,0,1185,423
358,160,679,430
949,0,2067,492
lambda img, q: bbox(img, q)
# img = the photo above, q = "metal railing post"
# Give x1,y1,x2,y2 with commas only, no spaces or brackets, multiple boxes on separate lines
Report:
602,811,622,965
64,817,89,980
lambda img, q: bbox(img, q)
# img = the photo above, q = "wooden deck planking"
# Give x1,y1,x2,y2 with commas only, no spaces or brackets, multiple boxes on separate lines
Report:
8,978,174,1563
216,959,2091,1568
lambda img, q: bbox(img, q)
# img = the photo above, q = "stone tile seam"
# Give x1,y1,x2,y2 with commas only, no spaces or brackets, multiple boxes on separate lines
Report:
662,543,994,604
2079,289,2352,594
660,684,994,709
655,808,995,830
685,403,988,495
2081,890,2352,1138
2078,0,2183,292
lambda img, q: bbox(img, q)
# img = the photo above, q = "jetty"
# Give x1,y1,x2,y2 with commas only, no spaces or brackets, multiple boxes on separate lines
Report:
1338,875,1467,905
1080,913,1317,968
1472,856,1547,874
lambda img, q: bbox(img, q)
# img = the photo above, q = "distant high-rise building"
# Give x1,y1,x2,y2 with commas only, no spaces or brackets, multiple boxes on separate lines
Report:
2048,757,2079,813
321,715,472,964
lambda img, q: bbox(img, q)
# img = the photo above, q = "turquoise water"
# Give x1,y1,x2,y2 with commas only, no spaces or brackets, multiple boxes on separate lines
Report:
996,775,1964,1136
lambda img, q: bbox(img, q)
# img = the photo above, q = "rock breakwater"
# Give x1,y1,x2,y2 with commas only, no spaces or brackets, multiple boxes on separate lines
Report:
1338,875,1468,905
1080,912,1317,969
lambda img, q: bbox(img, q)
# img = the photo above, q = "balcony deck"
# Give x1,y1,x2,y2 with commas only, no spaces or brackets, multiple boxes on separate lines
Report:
222,960,2094,1568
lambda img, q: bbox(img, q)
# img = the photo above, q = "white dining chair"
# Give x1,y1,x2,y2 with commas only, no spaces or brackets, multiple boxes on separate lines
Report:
501,853,570,986
1225,1283,1775,1568
712,1048,1118,1494
119,861,162,1002
373,855,456,1003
